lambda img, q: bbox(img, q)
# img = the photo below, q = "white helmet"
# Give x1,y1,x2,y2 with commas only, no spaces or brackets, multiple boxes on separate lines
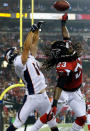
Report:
5,47,18,64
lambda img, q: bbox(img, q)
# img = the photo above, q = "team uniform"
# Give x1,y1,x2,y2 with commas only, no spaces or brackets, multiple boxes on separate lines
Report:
56,58,86,130
13,54,57,129
14,55,46,95
5,23,59,131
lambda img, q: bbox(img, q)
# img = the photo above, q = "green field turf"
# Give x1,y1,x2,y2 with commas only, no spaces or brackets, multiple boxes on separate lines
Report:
39,124,88,131
4,123,88,131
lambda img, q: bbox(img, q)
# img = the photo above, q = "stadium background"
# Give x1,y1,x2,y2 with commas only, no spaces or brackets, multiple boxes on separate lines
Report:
0,0,90,130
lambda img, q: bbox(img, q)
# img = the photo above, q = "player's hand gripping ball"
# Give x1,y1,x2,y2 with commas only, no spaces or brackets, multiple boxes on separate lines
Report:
53,0,70,11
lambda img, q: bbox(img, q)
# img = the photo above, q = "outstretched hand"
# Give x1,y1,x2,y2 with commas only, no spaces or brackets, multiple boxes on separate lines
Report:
30,21,45,33
62,13,68,21
37,21,45,29
30,24,38,33
61,13,68,26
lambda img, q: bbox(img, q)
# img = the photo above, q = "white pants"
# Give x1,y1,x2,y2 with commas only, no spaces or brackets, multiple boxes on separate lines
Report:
13,92,55,128
58,89,86,117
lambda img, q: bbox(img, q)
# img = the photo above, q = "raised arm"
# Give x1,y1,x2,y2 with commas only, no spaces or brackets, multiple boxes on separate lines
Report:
21,25,38,65
31,21,45,57
21,21,44,65
61,13,70,40
29,29,39,57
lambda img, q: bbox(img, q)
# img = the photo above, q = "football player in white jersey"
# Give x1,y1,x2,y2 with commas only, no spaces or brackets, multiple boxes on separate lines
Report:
5,22,59,131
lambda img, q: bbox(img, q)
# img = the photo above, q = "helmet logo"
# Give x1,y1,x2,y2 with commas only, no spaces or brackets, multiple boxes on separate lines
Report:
66,42,69,48
5,47,18,64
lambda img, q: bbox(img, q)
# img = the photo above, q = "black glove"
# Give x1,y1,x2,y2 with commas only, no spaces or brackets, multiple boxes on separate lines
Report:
30,24,38,32
30,21,45,32
37,21,45,29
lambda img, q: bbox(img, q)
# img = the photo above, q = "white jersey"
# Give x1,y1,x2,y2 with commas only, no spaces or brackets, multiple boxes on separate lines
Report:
14,55,47,95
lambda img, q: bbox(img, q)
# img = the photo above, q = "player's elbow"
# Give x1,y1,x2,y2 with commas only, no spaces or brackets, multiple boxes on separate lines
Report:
22,58,27,65
21,55,28,65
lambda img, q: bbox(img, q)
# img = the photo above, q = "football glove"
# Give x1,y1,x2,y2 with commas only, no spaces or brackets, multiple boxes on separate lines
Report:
30,24,38,33
30,21,45,32
61,13,68,26
62,13,68,21
51,106,57,116
47,106,57,121
37,21,45,29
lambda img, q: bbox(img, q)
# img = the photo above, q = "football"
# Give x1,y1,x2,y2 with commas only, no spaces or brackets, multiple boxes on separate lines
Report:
53,0,70,11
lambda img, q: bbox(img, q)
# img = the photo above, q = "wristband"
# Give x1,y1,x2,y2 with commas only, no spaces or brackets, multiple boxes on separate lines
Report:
52,99,57,107
61,20,66,26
